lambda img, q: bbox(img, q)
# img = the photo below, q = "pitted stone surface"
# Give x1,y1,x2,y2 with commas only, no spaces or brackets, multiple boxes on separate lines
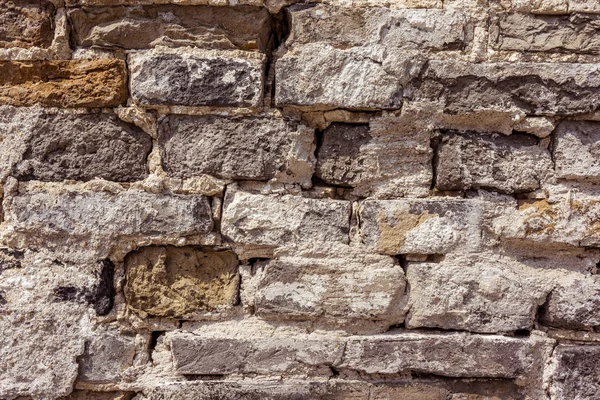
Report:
69,5,271,51
130,49,265,107
124,246,239,318
0,0,55,49
159,115,315,186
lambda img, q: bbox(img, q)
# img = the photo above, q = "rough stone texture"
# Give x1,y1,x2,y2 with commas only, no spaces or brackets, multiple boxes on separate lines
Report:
159,115,315,187
540,274,600,330
130,49,265,107
221,187,351,258
315,118,432,198
69,5,272,51
4,188,213,242
550,345,600,400
553,121,600,183
275,44,421,110
287,6,470,51
405,254,554,333
124,246,239,318
491,12,600,54
170,332,345,376
0,253,99,399
415,61,600,116
0,0,55,49
252,244,407,329
435,131,553,194
359,198,484,255
0,59,128,108
3,111,152,182
340,333,537,379
77,329,136,383
169,328,538,379
2,1,600,398
491,197,600,248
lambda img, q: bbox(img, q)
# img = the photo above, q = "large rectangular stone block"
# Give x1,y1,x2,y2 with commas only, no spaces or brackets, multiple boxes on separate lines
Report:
287,6,469,51
359,198,484,255
0,60,128,108
435,131,552,194
69,5,271,51
553,121,600,183
159,115,315,187
315,118,432,198
0,0,55,49
221,188,351,258
130,49,265,107
1,108,152,183
253,245,407,330
415,61,600,116
4,189,213,239
406,254,554,333
491,12,600,54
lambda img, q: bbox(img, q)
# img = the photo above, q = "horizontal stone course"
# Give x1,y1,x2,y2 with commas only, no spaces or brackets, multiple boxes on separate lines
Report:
169,329,539,379
0,60,128,108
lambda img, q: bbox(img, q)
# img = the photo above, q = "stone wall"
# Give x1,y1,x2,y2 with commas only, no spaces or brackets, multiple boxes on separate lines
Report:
1,0,600,399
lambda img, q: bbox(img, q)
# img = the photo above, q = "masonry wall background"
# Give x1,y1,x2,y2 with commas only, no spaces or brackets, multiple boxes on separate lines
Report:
2,0,600,399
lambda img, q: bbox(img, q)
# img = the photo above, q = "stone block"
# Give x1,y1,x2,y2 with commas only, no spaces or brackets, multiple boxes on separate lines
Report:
550,345,600,400
553,121,600,183
130,49,265,107
69,5,271,51
0,59,128,108
159,115,314,187
124,246,239,318
435,132,552,194
0,0,55,49
359,198,484,255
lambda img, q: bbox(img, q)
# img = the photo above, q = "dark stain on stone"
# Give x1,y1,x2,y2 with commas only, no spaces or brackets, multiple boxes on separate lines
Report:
95,258,115,316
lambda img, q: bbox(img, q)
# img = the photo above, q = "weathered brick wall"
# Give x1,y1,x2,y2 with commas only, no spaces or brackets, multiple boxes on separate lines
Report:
1,0,600,399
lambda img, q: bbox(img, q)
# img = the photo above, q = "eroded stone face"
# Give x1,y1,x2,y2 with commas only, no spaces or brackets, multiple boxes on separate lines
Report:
0,60,128,108
159,115,315,186
9,112,152,182
69,5,271,51
359,199,485,255
550,345,600,399
405,254,554,333
130,50,265,107
491,12,600,54
0,0,55,49
77,329,136,383
415,61,600,116
287,6,470,51
435,132,552,194
553,121,600,183
540,275,600,330
315,121,432,198
253,245,407,329
221,188,351,258
124,246,239,318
